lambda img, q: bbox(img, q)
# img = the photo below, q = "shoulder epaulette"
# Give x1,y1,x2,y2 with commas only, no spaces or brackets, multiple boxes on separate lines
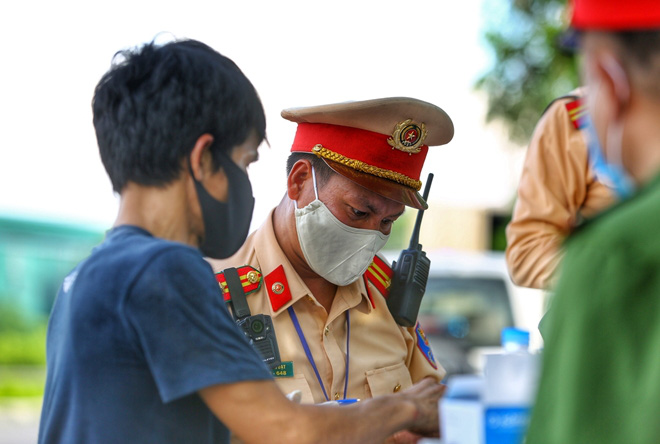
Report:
365,255,393,298
564,97,587,129
540,94,586,130
215,265,262,301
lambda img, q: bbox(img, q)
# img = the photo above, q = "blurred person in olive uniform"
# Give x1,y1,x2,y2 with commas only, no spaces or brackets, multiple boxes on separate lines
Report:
527,1,660,442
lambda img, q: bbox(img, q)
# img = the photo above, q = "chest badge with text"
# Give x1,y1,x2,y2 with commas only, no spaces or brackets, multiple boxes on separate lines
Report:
271,361,294,378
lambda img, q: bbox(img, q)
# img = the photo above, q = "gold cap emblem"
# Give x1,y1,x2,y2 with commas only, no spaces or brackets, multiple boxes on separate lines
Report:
387,119,427,154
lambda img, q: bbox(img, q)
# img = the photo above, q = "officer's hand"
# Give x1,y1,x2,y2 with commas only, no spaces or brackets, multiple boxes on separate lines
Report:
397,377,446,436
383,429,426,444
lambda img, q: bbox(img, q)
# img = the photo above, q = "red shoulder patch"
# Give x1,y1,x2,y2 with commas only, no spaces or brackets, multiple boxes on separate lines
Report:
365,255,393,298
214,266,262,302
264,265,293,312
565,98,587,130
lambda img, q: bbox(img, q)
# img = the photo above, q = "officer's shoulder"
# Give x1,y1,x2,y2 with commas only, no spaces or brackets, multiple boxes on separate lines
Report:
542,92,586,130
206,229,259,271
364,254,393,298
215,264,298,313
214,265,263,302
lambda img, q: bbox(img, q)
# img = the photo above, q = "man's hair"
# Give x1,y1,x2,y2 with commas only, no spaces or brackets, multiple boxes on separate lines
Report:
285,153,335,187
93,39,266,192
610,30,660,96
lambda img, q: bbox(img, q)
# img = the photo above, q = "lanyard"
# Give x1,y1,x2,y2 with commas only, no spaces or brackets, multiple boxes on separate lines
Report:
287,306,350,402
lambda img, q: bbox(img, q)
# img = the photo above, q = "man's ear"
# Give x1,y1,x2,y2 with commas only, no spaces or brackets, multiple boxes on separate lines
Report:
189,134,215,181
597,52,631,120
286,159,313,201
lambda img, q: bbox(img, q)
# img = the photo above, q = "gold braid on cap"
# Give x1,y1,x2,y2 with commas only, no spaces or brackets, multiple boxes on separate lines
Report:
312,145,422,191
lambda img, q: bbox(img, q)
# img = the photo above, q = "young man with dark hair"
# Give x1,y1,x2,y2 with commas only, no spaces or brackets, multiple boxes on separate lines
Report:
38,39,444,444
526,1,660,442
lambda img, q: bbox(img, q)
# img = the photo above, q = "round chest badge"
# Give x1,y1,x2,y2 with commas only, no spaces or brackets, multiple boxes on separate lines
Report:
271,282,285,295
387,119,428,154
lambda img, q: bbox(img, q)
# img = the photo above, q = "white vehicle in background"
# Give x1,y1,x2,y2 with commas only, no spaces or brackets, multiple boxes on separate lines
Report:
382,249,547,377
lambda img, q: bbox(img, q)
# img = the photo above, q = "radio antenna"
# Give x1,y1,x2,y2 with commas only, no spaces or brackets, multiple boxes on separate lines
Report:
409,173,433,249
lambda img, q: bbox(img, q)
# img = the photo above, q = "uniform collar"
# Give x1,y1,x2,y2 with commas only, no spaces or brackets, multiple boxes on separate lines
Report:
253,209,373,317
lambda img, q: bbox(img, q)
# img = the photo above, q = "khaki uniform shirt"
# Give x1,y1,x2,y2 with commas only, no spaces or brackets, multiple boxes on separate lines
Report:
208,210,445,404
506,91,615,289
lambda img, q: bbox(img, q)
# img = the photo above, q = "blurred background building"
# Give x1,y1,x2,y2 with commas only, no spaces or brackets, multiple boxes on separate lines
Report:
0,216,104,322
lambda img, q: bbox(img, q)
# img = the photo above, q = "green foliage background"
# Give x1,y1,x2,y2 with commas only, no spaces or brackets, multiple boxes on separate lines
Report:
0,305,47,397
476,0,579,143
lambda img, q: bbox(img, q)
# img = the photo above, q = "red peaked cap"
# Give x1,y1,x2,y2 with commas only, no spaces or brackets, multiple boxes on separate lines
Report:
281,97,454,210
571,0,660,30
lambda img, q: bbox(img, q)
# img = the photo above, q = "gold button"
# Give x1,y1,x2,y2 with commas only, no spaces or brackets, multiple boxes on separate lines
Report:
324,327,330,336
393,384,401,393
334,392,340,400
271,282,284,295
246,270,259,284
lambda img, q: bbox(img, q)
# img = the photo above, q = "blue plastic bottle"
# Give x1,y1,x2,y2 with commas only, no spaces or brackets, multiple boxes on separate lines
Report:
483,328,539,444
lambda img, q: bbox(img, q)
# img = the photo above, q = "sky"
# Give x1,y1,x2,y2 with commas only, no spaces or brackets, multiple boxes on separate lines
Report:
0,0,524,233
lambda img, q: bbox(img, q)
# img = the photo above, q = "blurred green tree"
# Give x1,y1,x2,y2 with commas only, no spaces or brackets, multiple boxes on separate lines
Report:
476,0,579,143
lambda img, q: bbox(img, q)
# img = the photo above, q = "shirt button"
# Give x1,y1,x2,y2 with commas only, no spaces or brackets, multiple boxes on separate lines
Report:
334,392,340,400
324,327,330,336
393,384,401,393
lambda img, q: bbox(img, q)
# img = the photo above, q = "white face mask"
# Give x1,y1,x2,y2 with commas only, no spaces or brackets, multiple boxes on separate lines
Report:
294,166,390,286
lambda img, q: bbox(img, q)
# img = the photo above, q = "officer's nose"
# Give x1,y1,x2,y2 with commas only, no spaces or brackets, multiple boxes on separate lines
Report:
368,218,392,236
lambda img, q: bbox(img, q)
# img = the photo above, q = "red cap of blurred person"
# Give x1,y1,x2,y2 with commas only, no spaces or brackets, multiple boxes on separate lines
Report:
571,0,660,30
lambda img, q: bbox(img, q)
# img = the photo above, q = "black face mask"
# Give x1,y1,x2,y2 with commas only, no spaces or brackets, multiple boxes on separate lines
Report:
191,151,255,259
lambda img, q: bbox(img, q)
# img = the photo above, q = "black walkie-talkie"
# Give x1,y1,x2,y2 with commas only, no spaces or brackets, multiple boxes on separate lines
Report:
386,173,433,327
222,267,282,369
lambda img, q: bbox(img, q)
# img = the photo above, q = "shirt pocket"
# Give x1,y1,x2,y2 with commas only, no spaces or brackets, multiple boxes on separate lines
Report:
274,374,315,404
365,361,413,398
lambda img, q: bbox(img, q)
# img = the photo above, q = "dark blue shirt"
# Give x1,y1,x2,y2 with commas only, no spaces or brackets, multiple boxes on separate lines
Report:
38,225,271,443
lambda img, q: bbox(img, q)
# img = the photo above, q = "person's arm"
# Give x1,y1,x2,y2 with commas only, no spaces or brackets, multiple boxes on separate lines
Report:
505,97,590,289
404,323,446,383
199,377,444,444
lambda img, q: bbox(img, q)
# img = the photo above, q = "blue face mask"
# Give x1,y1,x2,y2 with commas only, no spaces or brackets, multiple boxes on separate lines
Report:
584,116,636,200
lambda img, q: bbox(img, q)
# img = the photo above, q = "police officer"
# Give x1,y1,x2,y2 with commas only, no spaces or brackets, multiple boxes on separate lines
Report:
506,88,615,289
209,98,453,406
527,0,660,442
